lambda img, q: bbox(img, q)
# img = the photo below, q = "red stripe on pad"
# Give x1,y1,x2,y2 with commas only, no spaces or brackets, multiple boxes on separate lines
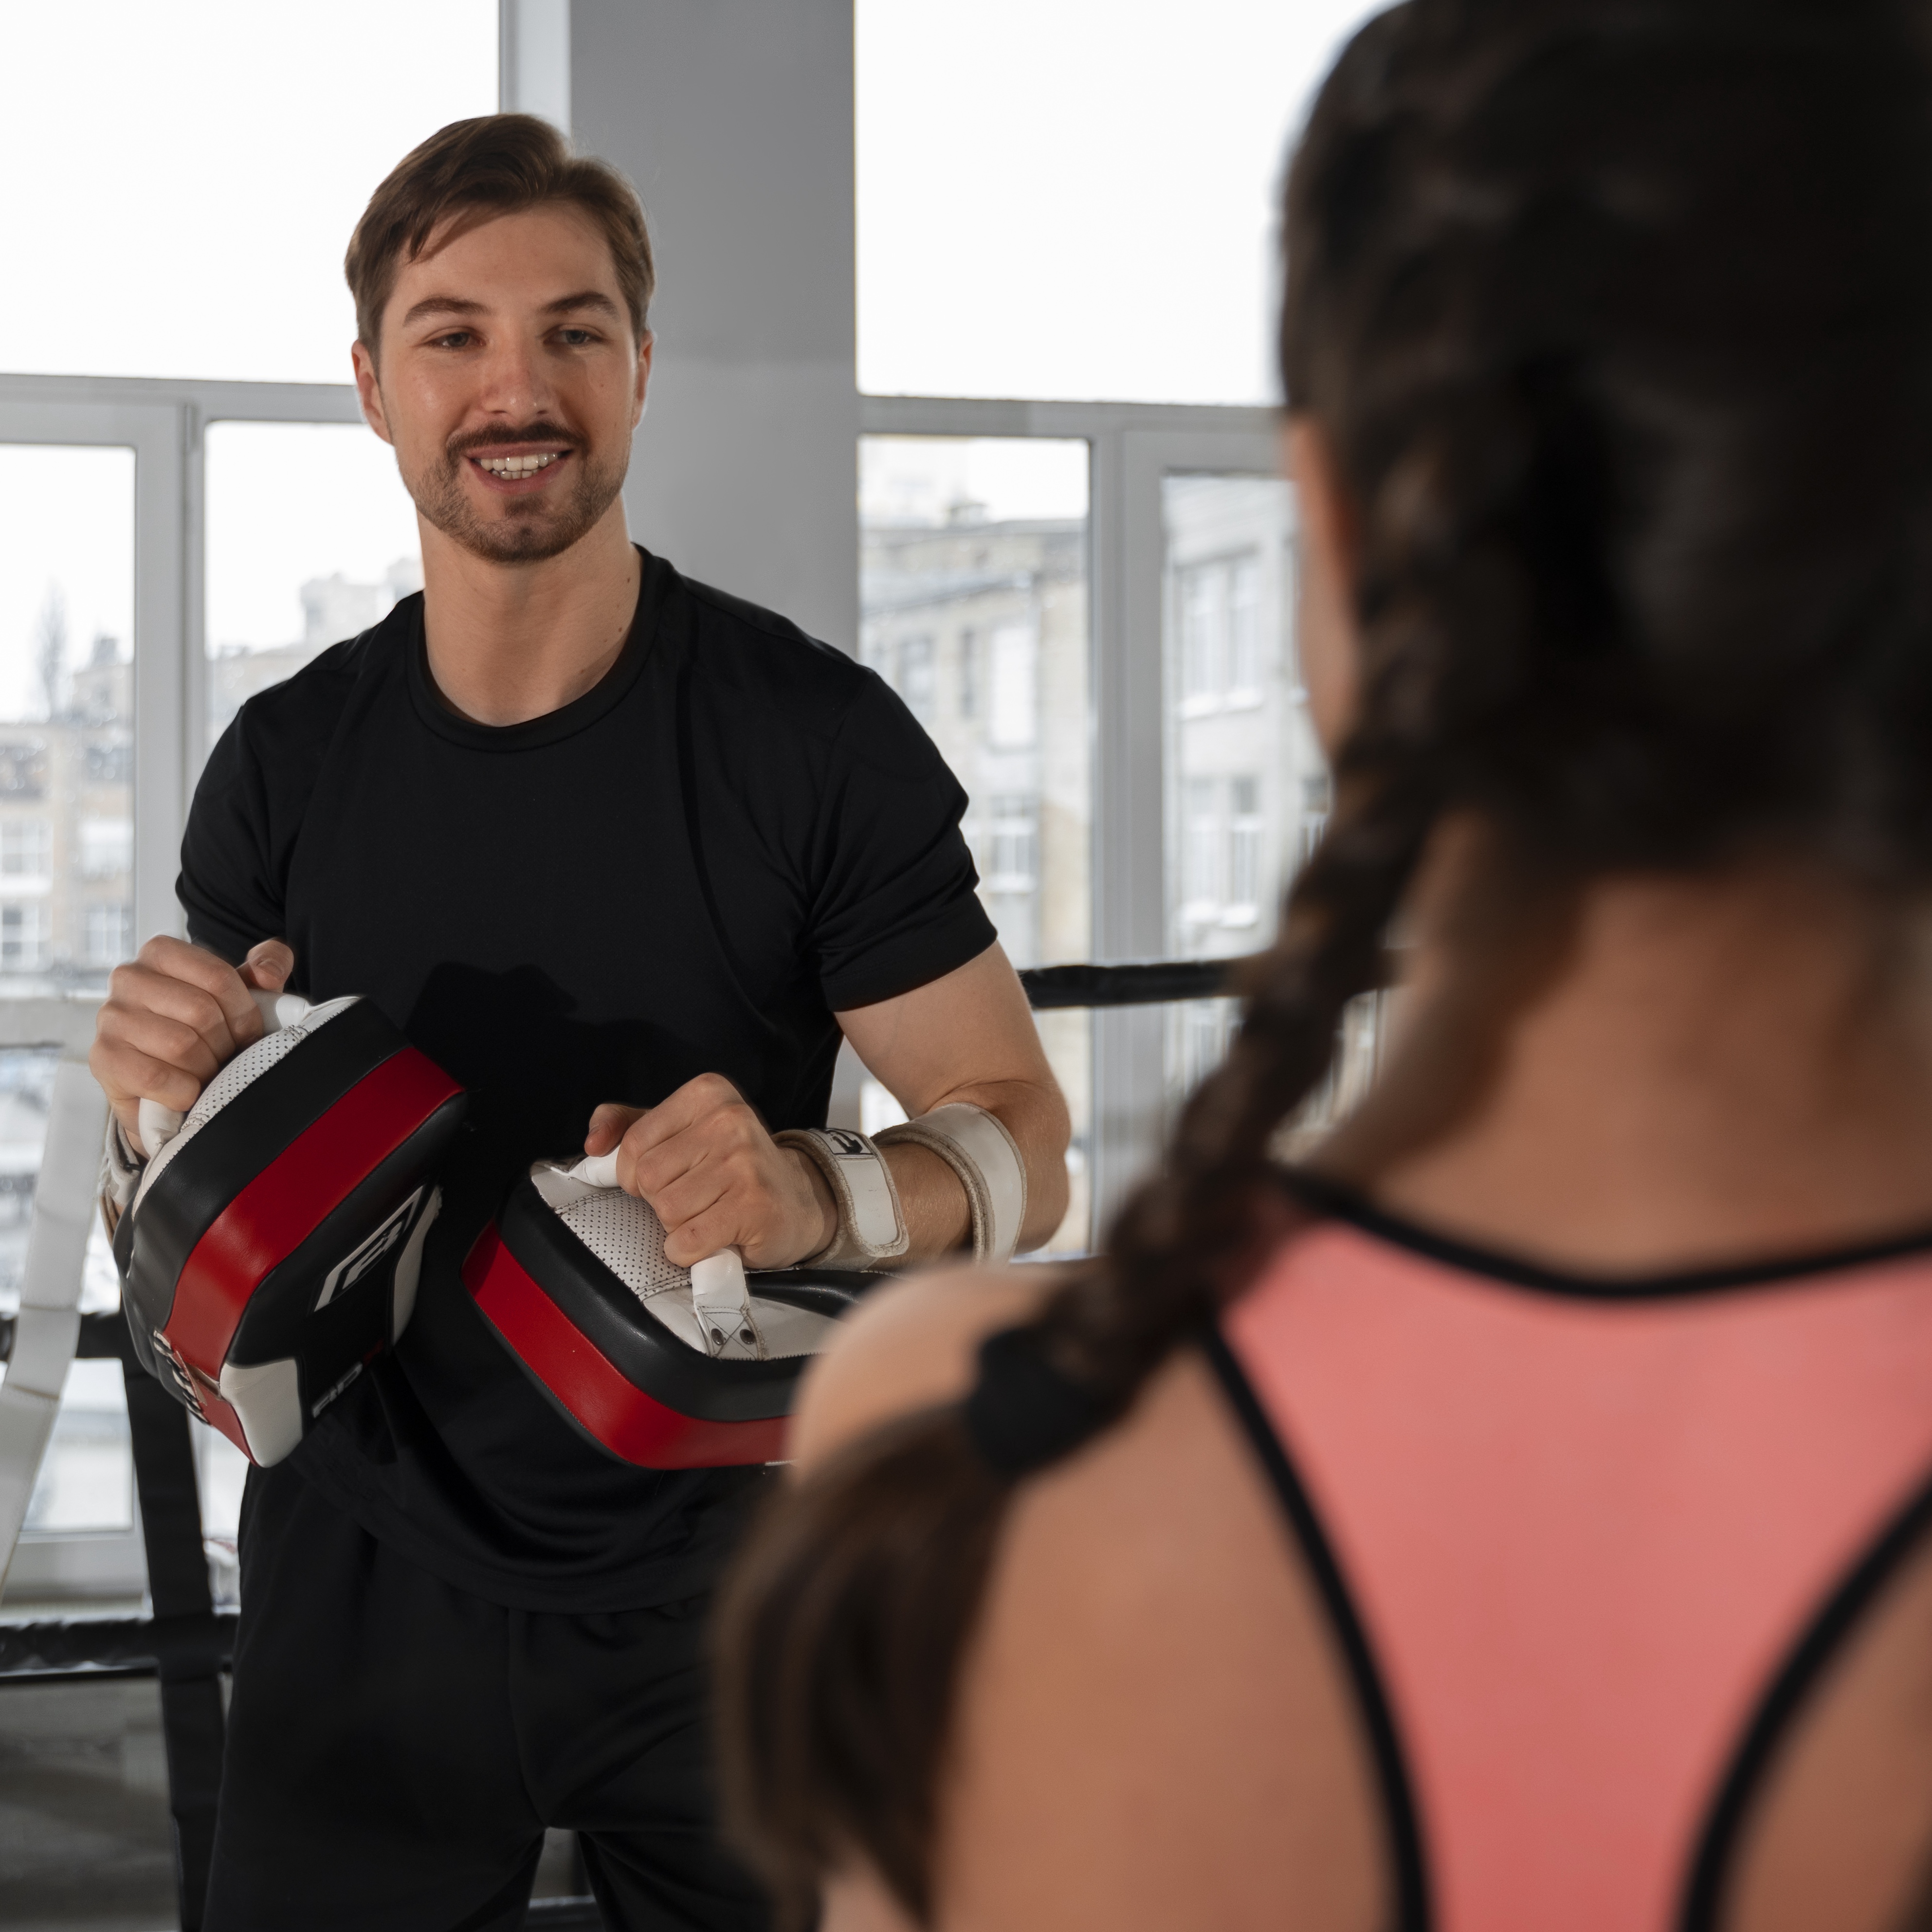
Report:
463,1224,785,1469
163,1049,461,1377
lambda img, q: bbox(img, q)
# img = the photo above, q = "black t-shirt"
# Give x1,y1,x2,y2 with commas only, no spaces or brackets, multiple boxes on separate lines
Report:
179,547,995,1611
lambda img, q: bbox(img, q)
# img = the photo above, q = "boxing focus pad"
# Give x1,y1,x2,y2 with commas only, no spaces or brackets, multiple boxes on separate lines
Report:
464,1156,887,1468
115,995,466,1466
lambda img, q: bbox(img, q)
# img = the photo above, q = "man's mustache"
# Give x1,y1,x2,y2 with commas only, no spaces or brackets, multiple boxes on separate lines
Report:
446,426,586,459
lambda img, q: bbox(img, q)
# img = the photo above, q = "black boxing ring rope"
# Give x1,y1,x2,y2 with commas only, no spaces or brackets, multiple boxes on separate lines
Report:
0,959,1249,1930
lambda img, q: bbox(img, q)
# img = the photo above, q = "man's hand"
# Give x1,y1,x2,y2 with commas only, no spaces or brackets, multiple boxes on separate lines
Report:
90,936,295,1157
584,1074,837,1269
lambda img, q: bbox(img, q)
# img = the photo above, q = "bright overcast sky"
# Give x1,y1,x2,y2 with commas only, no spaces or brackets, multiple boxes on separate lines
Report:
857,0,1391,405
0,0,496,385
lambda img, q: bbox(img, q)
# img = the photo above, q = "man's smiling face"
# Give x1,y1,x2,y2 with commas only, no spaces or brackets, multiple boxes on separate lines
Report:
353,202,651,565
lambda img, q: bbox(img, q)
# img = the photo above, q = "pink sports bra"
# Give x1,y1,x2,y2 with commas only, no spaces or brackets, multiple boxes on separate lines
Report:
1212,1183,1932,1932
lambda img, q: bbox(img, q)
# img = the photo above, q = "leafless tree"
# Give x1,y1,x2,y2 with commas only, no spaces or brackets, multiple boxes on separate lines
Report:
33,585,66,721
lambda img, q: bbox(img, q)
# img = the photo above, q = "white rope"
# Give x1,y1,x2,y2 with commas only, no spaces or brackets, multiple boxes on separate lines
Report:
0,1057,109,1596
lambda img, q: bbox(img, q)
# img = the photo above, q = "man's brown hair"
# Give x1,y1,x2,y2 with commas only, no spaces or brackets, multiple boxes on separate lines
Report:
345,114,654,357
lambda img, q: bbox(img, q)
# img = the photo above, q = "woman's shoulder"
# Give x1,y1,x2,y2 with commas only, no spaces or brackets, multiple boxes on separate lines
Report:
787,1261,1056,1469
793,1261,1390,1932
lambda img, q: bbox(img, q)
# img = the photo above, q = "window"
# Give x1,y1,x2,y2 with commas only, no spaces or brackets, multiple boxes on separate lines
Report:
1229,557,1264,700
1226,776,1264,925
205,422,424,743
85,902,133,967
858,0,1388,403
78,817,131,878
988,624,1038,748
1181,566,1225,711
984,796,1040,893
859,436,1091,1251
1,904,49,972
0,820,48,878
0,5,496,383
900,636,937,724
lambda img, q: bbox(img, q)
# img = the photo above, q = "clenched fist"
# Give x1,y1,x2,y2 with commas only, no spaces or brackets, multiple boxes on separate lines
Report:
584,1073,836,1269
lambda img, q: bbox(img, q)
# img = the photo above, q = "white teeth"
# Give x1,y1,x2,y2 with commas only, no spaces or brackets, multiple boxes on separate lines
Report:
476,452,560,475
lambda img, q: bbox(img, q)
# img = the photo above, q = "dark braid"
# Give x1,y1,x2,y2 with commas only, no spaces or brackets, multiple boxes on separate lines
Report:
716,3,1932,1922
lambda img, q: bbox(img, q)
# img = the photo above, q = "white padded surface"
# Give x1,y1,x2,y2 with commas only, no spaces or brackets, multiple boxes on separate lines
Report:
528,1161,845,1361
135,995,357,1211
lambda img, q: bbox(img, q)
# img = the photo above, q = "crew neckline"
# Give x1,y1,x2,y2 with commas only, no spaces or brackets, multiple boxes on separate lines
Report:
1281,1166,1932,1300
404,545,672,751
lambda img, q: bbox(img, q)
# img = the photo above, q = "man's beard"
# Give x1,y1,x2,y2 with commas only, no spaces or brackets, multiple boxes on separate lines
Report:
403,423,627,564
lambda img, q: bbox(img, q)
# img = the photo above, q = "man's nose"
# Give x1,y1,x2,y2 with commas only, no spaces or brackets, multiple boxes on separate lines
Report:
475,331,559,421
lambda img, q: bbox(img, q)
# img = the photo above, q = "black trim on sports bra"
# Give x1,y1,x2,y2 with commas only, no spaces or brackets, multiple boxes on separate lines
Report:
1679,1462,1932,1931
1201,1325,1431,1932
1280,1168,1932,1303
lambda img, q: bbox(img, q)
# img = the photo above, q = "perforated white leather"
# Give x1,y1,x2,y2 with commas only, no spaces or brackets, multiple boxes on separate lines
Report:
133,996,358,1211
527,1160,845,1362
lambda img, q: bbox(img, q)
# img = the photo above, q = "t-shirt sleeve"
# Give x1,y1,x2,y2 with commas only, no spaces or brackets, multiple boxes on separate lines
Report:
809,675,998,1010
175,710,294,966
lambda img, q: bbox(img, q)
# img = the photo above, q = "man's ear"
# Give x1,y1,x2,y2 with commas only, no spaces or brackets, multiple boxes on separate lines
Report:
634,330,654,426
351,340,394,448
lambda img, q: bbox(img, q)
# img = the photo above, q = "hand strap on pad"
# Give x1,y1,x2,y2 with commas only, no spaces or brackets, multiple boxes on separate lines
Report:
877,1103,1028,1264
774,1127,910,1269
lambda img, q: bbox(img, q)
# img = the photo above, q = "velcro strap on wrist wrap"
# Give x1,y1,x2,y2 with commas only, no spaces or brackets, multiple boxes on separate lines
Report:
775,1128,910,1269
876,1103,1028,1264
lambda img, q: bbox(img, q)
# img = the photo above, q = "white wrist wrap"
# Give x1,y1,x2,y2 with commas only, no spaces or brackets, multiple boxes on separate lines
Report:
776,1127,910,1269
877,1103,1028,1264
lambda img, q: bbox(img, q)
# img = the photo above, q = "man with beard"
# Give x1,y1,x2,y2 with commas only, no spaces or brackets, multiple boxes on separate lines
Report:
88,116,1071,1932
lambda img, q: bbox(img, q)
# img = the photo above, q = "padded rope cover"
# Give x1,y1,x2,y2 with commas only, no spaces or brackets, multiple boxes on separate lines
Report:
464,1159,888,1467
114,998,466,1467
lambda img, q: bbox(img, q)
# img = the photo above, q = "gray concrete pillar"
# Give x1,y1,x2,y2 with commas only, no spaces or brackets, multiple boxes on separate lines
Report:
570,0,859,649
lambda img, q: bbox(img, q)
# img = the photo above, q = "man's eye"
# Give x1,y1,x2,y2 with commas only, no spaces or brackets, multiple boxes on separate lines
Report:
431,331,474,349
557,328,598,346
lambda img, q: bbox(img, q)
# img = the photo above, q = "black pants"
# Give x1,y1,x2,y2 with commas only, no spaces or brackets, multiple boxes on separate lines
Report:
203,1466,770,1932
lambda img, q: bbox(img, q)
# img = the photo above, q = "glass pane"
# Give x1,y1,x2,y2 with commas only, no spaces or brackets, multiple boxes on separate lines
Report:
0,447,135,993
857,0,1385,404
0,1677,177,1926
1161,474,1319,1103
860,437,1093,1251
0,3,496,383
206,422,422,746
22,1363,130,1539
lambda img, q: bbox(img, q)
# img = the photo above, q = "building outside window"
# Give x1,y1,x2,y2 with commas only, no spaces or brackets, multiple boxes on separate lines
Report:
899,634,937,724
0,904,49,973
0,820,48,877
958,627,980,719
78,816,131,878
983,795,1039,893
84,902,132,967
1226,775,1263,924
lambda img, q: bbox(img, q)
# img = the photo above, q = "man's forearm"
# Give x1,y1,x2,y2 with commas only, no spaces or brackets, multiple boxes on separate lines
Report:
884,1076,1071,1260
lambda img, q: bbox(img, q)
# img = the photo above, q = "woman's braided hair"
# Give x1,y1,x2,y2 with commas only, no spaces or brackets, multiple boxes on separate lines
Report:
717,1,1932,1920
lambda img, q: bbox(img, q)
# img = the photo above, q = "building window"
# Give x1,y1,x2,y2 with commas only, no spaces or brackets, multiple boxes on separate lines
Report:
983,794,1039,893
900,635,937,724
1181,565,1223,710
84,739,133,785
958,627,980,719
1225,775,1263,926
1179,551,1267,711
1182,776,1220,922
0,745,47,800
1228,557,1263,700
78,816,131,878
1,904,49,972
0,819,49,878
988,622,1037,747
85,903,133,967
